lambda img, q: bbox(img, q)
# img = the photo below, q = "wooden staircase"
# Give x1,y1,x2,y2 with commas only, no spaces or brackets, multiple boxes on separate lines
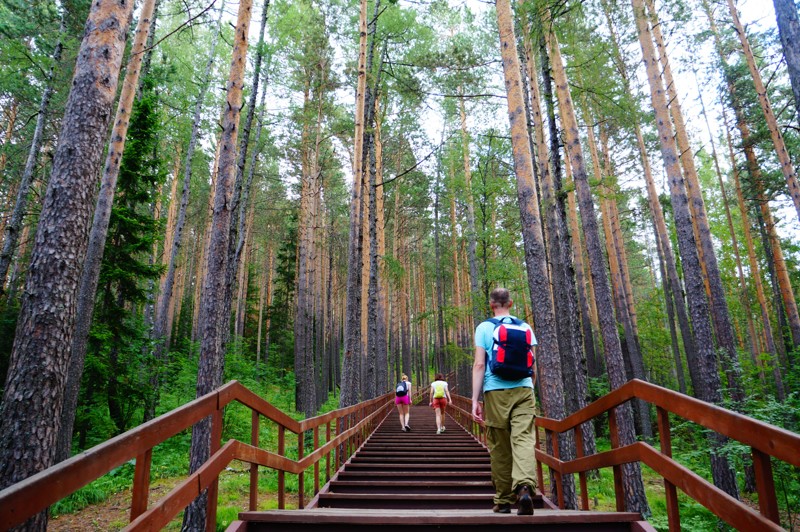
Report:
231,405,653,531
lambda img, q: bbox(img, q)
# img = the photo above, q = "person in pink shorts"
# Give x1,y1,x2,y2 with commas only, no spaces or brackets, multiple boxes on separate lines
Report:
395,374,412,431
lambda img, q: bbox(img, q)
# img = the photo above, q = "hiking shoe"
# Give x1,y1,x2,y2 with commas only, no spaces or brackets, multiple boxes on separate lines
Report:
492,503,511,514
440,426,445,433
517,485,534,515
405,425,412,431
436,428,442,434
401,426,408,432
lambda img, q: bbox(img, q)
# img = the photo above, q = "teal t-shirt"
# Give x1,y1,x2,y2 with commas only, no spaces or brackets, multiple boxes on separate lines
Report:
475,316,536,392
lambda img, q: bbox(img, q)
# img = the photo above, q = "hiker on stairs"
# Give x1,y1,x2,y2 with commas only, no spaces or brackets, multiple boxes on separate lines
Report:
395,374,412,432
428,373,452,434
471,287,538,516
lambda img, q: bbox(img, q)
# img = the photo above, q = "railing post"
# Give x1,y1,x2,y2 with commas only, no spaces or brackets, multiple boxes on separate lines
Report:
608,407,625,513
574,426,588,511
298,431,305,509
535,425,544,495
657,407,680,531
250,410,259,511
278,425,285,509
314,425,320,494
326,421,332,482
550,430,565,509
335,417,341,471
130,448,152,521
206,408,223,532
752,448,780,524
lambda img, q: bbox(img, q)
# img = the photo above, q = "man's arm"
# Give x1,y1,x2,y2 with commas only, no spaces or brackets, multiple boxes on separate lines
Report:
472,346,486,421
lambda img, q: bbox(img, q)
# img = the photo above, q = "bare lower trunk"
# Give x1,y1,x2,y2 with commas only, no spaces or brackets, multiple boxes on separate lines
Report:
0,3,134,530
773,0,800,129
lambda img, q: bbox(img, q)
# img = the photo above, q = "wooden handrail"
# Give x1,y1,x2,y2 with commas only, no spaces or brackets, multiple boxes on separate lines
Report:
0,381,400,530
529,378,798,531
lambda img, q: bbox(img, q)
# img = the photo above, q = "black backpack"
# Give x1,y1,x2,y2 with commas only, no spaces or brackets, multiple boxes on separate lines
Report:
395,381,409,397
486,317,535,380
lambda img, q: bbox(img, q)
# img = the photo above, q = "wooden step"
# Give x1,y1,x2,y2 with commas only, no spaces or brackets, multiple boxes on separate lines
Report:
342,462,491,472
334,471,491,482
316,492,540,510
327,480,495,494
232,508,655,531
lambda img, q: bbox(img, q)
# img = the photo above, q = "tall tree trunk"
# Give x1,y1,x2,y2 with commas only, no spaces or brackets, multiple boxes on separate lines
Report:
0,2,134,529
543,8,649,514
773,0,800,129
496,0,574,507
256,247,273,364
519,11,595,472
339,0,369,407
458,94,481,327
0,17,65,293
727,0,800,225
56,0,157,463
631,0,739,499
374,95,388,394
149,0,226,420
722,109,783,397
183,1,253,529
433,146,446,374
645,0,744,404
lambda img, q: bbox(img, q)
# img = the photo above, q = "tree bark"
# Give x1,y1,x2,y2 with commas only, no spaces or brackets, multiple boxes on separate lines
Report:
182,0,253,528
496,0,574,507
0,3,134,529
339,0,370,407
544,8,649,514
56,0,157,464
631,0,739,499
458,94,481,327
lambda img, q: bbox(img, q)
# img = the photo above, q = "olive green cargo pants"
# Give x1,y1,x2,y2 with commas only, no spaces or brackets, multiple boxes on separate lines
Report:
483,386,538,505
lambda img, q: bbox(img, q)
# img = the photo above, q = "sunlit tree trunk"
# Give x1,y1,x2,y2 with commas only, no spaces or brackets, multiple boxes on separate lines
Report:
183,0,253,528
458,94,481,327
727,0,800,224
632,0,738,499
0,2,135,529
340,0,369,407
497,0,574,507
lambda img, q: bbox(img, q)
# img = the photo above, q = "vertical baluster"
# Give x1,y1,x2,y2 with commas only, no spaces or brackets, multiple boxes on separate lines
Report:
313,426,320,494
278,425,285,509
130,448,152,521
326,421,332,481
536,426,544,494
657,407,680,531
752,448,780,524
250,411,260,511
206,408,223,532
298,431,305,509
335,417,341,471
574,426,588,511
608,407,624,512
550,430,565,509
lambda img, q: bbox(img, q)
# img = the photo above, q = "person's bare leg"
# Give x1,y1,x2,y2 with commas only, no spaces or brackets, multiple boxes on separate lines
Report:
403,404,410,428
435,407,442,432
397,404,405,429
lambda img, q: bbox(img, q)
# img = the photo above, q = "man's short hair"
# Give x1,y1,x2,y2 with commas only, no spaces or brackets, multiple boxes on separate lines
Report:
490,287,511,307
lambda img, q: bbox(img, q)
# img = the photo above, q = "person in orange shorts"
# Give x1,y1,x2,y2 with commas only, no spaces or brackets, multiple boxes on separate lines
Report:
428,373,452,434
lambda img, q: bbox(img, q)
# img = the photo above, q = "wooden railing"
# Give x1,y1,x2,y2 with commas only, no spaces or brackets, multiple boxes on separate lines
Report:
0,380,411,531
538,379,800,531
451,379,798,532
